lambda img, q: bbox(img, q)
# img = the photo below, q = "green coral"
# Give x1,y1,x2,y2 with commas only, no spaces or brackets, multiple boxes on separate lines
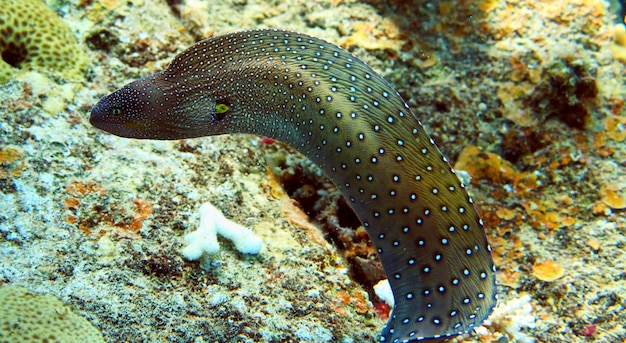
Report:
0,285,105,343
0,0,88,83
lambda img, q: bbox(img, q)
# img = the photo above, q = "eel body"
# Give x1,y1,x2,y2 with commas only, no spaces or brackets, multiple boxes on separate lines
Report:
90,29,497,342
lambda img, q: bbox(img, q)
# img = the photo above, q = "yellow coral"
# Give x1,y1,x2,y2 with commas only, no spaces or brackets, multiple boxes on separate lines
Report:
611,24,626,64
0,0,88,83
0,285,105,343
531,260,565,282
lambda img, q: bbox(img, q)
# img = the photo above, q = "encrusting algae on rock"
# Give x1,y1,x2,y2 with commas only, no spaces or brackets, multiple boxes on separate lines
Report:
0,0,88,83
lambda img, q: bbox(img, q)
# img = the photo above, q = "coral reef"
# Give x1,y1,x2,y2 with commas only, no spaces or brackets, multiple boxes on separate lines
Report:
0,285,105,343
1,0,625,342
0,0,88,83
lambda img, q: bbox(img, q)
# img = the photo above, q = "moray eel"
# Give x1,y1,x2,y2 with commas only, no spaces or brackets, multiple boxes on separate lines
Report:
90,29,497,342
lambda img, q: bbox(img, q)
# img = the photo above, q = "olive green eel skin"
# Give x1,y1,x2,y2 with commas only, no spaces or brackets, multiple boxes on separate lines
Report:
90,29,497,342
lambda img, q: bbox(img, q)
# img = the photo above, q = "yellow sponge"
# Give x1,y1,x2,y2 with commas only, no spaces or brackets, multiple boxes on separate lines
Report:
0,0,88,83
0,285,105,343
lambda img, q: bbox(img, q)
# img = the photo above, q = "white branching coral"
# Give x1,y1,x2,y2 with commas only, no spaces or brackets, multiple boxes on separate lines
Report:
182,202,263,260
373,279,394,308
475,294,536,343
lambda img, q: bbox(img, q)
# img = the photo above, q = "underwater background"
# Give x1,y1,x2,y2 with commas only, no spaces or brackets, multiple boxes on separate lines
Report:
1,0,625,342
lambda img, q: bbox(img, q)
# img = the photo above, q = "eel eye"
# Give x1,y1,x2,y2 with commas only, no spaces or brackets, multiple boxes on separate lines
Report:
214,103,230,121
216,103,229,114
111,107,122,116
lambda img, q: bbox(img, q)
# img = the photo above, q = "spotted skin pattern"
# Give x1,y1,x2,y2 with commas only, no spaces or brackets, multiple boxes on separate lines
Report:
90,29,497,342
